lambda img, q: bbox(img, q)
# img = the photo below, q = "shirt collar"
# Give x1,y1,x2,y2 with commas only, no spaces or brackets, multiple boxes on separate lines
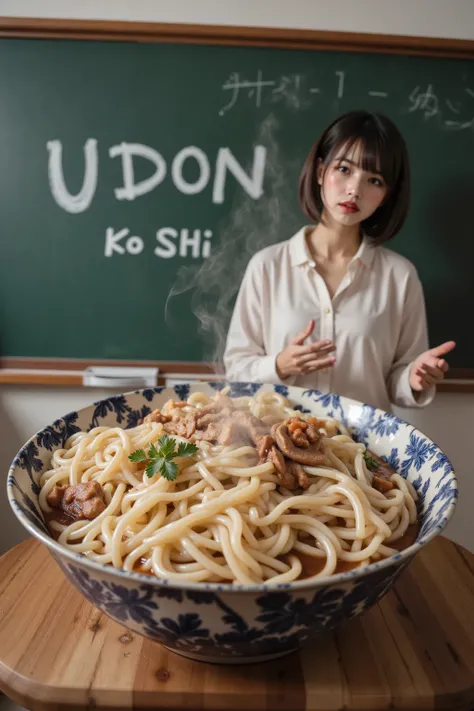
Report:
289,227,312,267
289,226,375,269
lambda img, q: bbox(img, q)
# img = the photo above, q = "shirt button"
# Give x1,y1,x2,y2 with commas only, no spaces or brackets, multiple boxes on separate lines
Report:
324,308,331,314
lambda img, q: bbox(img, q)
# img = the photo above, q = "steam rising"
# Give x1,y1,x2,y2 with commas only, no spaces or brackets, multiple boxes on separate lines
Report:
165,114,301,370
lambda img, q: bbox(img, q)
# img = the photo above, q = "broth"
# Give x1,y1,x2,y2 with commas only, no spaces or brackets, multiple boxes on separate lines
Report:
46,516,419,581
296,523,419,578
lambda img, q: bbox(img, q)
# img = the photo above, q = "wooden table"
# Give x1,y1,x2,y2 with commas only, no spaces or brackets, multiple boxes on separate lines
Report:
1,537,474,711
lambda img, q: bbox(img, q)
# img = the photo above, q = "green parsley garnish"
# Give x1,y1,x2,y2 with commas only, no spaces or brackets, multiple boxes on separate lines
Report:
129,435,198,481
363,452,381,472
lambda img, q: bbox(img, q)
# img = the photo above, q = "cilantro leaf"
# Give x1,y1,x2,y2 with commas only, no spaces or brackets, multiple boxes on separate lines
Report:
145,458,164,478
130,435,197,481
363,452,380,472
160,459,178,481
158,434,177,459
129,449,147,463
148,442,160,460
176,441,199,458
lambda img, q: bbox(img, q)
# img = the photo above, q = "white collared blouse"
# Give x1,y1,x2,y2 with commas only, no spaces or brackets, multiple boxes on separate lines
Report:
224,227,434,411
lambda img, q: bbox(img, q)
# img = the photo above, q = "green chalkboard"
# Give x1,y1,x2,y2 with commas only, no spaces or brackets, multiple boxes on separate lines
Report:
0,36,473,371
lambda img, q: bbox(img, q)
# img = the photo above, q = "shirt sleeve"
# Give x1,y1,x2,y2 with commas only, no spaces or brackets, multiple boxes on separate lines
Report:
223,255,287,385
386,268,435,408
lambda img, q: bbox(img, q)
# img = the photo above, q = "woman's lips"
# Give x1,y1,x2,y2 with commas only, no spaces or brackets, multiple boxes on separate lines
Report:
339,202,360,213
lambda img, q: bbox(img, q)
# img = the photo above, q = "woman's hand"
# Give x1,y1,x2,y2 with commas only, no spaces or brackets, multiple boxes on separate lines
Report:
276,320,336,379
409,341,456,392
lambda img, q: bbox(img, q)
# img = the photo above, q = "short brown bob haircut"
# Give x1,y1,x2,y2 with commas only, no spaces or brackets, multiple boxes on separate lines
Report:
299,110,410,244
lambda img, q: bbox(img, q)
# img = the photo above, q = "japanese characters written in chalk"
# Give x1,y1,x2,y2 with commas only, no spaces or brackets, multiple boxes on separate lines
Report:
218,70,474,131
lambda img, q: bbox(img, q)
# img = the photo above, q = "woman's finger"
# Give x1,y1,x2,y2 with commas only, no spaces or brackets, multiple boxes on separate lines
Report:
295,340,334,357
296,346,336,365
438,359,449,373
420,372,437,386
418,363,444,379
421,366,444,382
301,356,336,373
291,320,315,346
430,340,456,358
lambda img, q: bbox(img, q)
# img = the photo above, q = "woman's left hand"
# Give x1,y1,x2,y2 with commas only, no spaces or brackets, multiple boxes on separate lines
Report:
409,341,456,392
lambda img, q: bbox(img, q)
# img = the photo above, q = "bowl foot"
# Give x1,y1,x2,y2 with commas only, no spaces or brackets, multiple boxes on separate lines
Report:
163,645,299,665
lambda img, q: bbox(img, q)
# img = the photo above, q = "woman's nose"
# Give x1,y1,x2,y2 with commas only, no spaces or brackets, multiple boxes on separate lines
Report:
347,178,361,198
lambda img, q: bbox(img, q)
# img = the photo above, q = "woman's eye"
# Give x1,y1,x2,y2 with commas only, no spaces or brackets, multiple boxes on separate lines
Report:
369,177,384,187
338,165,349,174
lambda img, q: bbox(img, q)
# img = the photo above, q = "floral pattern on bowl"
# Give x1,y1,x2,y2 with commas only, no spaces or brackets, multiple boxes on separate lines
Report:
7,383,457,664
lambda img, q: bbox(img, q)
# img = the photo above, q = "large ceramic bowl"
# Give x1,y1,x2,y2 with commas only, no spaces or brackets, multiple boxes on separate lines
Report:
7,382,457,664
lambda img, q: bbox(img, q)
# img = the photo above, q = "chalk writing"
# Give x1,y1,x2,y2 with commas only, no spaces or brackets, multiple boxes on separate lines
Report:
218,70,473,131
408,84,439,119
444,87,474,130
219,71,276,116
271,74,303,108
47,140,267,213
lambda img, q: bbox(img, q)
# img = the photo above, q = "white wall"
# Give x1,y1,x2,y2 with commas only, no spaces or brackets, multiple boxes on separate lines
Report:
1,0,474,40
1,1,473,555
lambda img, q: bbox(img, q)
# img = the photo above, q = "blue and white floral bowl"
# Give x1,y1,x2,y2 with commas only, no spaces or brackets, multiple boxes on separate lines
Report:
7,383,457,664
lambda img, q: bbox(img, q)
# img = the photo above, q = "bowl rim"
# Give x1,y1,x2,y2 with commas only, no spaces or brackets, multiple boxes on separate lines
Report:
7,382,458,594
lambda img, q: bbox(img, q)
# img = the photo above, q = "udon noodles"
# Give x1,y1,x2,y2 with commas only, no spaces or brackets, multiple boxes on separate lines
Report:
38,390,418,584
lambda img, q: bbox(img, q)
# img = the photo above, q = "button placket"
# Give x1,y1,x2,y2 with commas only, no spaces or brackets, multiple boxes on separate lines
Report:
312,270,334,392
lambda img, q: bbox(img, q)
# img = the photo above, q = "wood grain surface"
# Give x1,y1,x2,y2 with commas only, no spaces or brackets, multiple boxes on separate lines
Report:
1,537,473,710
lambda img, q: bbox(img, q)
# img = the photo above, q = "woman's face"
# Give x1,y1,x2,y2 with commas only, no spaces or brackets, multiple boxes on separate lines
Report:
318,141,388,228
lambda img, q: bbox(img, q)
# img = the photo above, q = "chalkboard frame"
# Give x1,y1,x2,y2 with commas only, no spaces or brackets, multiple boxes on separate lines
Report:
0,16,473,391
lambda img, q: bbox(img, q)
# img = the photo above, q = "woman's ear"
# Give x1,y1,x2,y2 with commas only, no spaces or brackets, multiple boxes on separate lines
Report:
316,158,324,186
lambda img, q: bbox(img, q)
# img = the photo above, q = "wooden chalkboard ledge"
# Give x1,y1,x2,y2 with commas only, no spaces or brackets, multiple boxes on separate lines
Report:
0,359,473,392
0,369,226,388
0,358,222,387
0,18,473,59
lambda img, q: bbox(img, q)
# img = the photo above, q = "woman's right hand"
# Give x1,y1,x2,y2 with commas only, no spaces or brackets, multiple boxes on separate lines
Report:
275,320,336,379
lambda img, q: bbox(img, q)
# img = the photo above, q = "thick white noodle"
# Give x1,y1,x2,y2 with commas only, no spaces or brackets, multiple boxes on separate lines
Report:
39,391,418,584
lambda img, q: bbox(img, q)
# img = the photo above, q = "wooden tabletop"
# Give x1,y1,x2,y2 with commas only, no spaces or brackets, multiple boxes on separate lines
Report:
1,537,474,711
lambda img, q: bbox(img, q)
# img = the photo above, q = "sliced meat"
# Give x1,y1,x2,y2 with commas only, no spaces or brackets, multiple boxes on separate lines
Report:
256,434,274,461
164,414,197,439
290,427,310,448
192,408,270,449
286,417,323,448
267,446,297,489
306,423,321,443
47,481,106,521
286,460,310,490
231,410,270,443
184,415,197,439
217,421,247,446
193,420,250,447
143,409,169,425
193,423,221,442
373,475,395,493
162,399,187,416
46,484,64,507
272,423,325,466
197,412,221,427
267,445,287,477
197,407,234,428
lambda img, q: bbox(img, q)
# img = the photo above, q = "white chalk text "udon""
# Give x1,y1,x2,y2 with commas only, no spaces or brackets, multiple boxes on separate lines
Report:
105,227,213,259
47,139,267,212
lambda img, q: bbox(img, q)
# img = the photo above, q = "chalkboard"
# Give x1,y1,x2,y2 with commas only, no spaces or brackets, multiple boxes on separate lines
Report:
1,29,473,373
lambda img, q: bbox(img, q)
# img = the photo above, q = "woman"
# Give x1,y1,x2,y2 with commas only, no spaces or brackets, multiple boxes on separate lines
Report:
223,111,455,411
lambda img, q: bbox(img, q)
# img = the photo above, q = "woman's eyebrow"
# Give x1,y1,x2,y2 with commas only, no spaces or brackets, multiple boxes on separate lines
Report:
337,157,383,177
